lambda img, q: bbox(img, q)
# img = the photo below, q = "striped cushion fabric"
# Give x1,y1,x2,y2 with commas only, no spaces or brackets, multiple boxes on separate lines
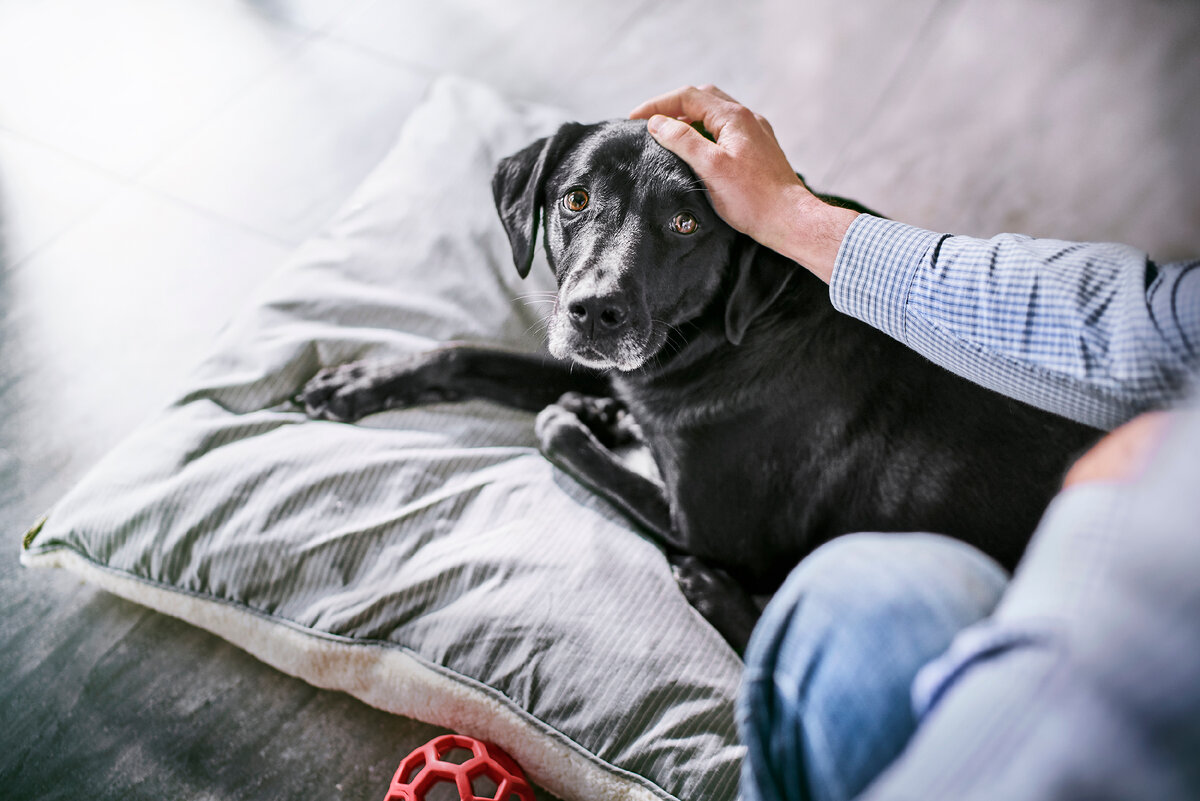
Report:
20,78,743,801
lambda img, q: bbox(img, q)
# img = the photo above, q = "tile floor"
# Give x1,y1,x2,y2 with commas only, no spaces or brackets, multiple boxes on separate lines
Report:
1,1,1197,798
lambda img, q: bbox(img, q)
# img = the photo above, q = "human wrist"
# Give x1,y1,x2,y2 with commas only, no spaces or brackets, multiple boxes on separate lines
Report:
768,186,859,283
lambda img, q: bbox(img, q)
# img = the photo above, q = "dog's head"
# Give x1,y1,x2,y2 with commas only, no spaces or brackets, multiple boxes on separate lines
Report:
493,120,794,372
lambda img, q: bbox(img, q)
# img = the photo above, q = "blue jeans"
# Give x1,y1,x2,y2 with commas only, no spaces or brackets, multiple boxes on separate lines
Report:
738,532,1008,801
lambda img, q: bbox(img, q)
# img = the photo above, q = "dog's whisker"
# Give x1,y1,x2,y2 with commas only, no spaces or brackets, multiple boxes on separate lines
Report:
523,315,554,340
652,318,687,352
520,299,558,308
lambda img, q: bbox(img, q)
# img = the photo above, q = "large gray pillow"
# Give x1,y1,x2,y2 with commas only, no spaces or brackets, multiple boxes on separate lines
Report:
21,77,743,801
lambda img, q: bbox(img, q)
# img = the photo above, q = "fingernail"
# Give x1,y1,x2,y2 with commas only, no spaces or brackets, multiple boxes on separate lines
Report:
647,114,665,135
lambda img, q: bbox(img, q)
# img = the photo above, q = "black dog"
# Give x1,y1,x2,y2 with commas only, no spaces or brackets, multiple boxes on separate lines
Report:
303,120,1100,652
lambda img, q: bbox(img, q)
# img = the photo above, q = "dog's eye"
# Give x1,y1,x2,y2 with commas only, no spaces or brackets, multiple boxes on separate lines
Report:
563,189,589,212
671,212,699,235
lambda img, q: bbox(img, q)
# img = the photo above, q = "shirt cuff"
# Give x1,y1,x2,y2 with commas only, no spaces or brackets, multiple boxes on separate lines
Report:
829,215,948,344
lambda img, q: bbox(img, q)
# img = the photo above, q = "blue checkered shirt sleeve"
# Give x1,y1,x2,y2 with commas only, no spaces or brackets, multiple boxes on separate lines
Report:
829,215,1200,429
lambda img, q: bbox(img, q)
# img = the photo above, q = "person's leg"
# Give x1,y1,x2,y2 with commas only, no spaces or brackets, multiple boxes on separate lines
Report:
858,409,1200,801
738,532,1008,801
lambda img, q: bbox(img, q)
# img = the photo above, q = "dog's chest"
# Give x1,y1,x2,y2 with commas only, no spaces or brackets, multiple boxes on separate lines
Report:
624,386,826,578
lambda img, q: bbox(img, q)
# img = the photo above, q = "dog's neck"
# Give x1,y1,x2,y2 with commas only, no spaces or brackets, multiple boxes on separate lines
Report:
610,265,834,413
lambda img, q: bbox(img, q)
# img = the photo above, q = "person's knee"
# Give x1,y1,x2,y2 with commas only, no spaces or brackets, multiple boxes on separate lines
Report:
738,533,1009,801
745,532,1007,676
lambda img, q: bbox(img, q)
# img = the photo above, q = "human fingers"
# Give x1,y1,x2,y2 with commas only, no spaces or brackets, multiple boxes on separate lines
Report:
756,113,775,137
644,113,719,173
629,85,741,136
695,83,739,104
628,87,684,121
658,85,774,140
629,85,697,120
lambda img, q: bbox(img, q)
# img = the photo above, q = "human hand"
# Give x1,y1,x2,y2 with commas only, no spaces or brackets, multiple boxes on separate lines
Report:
1061,411,1172,489
630,85,859,282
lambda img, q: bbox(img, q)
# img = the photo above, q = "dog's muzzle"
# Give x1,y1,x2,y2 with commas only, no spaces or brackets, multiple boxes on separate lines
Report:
548,289,658,371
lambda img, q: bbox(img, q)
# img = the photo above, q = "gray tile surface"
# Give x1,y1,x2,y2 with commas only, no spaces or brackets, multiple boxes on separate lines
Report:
6,185,290,514
1,1,1198,799
143,37,430,245
0,130,115,265
572,0,949,184
831,0,1200,259
328,0,649,108
0,0,310,179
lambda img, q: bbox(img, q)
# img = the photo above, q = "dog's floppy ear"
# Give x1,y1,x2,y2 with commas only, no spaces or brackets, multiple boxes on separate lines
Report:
492,122,587,278
724,237,797,346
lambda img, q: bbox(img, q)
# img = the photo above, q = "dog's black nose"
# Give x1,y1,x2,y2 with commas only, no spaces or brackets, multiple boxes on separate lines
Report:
567,296,627,334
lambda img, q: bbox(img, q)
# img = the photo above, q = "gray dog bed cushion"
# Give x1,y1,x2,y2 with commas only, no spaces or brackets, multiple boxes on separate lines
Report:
20,77,744,801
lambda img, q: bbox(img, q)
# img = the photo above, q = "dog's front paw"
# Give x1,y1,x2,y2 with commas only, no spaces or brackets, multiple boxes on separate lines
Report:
534,402,592,455
301,362,382,422
554,392,636,448
302,354,463,422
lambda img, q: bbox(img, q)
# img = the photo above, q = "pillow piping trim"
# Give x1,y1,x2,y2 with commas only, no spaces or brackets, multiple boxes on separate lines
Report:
20,543,690,801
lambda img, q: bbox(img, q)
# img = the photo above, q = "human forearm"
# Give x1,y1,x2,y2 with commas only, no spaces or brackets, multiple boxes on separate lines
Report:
763,186,860,283
832,215,1200,429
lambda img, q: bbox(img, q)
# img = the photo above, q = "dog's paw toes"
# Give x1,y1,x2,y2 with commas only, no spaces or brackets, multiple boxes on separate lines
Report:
302,387,357,422
535,403,589,450
554,392,629,446
557,392,624,424
300,363,380,422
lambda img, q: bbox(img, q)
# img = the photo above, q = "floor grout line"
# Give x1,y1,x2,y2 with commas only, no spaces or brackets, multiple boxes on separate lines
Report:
0,23,438,273
126,28,322,185
0,124,131,272
0,125,297,274
126,3,436,188
315,29,458,84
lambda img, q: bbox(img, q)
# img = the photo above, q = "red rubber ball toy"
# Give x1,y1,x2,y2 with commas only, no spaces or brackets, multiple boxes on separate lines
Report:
384,734,534,801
